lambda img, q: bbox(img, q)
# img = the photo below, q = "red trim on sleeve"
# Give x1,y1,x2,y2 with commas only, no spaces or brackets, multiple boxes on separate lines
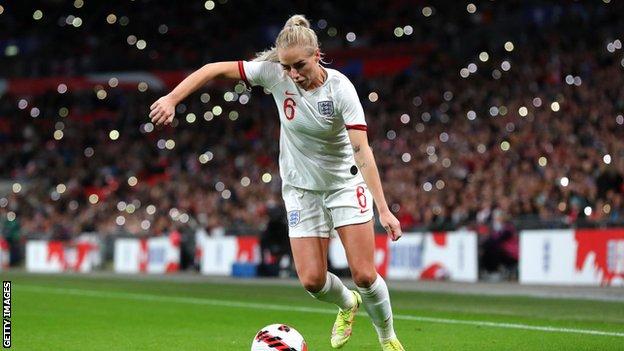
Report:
345,124,368,131
237,60,250,86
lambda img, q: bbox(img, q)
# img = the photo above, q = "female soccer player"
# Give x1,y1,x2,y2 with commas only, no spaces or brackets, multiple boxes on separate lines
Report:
150,15,405,351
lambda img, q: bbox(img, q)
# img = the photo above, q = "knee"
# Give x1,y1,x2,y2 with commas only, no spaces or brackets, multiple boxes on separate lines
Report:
299,273,326,293
352,270,377,288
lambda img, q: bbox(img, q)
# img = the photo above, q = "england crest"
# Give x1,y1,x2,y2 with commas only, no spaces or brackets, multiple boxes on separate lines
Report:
288,210,301,227
318,100,334,117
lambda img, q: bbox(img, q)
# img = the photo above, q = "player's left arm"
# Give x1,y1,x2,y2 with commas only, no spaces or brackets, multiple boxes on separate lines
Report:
347,129,402,241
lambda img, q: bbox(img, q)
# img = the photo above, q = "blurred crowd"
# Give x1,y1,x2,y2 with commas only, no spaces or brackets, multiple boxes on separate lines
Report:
1,0,623,272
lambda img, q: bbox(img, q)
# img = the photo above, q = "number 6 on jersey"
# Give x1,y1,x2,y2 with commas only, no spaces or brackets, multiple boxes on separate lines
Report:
283,97,296,120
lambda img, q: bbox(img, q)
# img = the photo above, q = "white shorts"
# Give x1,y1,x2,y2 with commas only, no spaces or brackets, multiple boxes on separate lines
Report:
282,183,374,238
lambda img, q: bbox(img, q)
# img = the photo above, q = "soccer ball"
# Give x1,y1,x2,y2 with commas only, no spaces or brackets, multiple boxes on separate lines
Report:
251,324,308,351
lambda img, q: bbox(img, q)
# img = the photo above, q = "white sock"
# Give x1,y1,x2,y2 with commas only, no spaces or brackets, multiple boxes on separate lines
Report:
307,272,355,311
357,275,396,341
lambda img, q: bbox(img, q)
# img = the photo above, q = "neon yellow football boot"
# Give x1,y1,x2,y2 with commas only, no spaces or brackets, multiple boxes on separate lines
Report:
330,290,362,348
381,337,405,351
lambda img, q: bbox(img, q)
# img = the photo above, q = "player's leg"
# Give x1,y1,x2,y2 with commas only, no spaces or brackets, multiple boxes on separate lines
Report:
284,184,358,349
292,236,360,349
290,237,355,310
337,221,404,350
283,184,356,311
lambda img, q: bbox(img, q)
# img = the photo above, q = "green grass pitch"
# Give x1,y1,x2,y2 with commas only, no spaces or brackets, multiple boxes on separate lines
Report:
3,271,623,350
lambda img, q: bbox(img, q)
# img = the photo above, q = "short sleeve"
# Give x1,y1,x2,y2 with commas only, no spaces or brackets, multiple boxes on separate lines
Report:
240,60,283,91
337,78,367,131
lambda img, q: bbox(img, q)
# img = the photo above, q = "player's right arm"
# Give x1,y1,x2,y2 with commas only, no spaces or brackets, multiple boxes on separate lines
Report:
150,61,242,126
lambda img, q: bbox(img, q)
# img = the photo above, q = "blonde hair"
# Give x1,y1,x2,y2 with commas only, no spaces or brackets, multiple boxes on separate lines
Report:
253,14,320,62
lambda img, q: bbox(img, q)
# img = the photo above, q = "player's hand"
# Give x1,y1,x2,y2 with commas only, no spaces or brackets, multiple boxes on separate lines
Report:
149,95,176,126
379,210,402,241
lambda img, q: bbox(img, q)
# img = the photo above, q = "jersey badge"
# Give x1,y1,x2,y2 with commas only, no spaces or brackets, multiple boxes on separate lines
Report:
317,101,334,117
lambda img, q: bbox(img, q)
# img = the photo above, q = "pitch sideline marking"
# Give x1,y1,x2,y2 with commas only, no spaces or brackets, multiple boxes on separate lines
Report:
20,285,624,338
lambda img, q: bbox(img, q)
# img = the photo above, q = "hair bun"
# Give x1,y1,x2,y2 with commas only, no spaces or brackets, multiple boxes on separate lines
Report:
284,14,310,29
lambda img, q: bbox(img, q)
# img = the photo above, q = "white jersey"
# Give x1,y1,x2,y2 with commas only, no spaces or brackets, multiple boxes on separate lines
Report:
239,60,367,191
